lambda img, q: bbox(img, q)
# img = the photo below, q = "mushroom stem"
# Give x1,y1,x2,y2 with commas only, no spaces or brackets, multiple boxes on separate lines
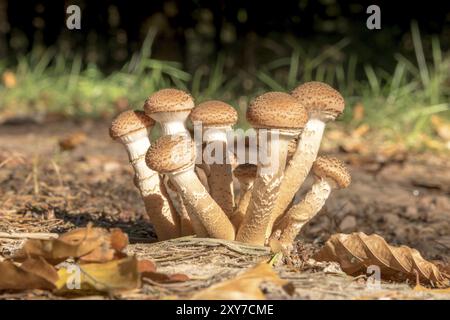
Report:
270,179,331,246
151,111,191,136
203,129,235,217
164,177,195,236
266,118,325,238
230,180,253,228
121,130,180,240
236,132,291,245
169,167,235,240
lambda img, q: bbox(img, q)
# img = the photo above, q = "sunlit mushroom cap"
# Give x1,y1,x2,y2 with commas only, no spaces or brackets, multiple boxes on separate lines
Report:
143,88,195,114
233,164,257,181
246,92,308,130
312,156,351,189
291,82,345,119
145,135,196,174
109,110,155,139
189,100,238,126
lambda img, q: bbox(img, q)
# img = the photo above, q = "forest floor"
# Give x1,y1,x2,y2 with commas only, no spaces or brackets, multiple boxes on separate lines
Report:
0,120,449,299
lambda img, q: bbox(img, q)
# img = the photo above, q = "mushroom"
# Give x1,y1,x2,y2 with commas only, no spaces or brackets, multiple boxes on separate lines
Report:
143,88,194,136
271,156,351,248
230,164,257,228
164,177,195,236
267,82,345,238
145,135,235,240
236,92,308,245
189,100,238,217
109,110,180,240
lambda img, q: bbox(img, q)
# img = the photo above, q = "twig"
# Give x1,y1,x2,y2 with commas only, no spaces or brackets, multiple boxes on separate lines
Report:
0,232,59,240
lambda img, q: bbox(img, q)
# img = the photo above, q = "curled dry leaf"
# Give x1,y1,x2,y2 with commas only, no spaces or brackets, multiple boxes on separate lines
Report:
13,225,128,264
191,262,288,300
0,257,58,291
314,232,450,287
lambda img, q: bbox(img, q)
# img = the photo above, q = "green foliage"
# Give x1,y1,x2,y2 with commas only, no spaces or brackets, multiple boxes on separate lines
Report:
0,24,448,148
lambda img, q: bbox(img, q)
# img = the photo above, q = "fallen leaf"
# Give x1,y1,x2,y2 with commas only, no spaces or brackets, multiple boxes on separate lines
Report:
142,271,190,284
191,262,288,300
14,225,126,264
413,283,450,294
55,257,141,294
58,132,87,151
0,257,58,291
137,259,157,273
314,232,450,287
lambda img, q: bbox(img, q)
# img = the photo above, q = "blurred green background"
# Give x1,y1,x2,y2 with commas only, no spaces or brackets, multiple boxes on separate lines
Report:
0,0,449,151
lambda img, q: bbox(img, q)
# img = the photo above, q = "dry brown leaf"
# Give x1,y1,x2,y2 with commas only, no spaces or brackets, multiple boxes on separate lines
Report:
191,262,287,300
55,256,141,294
314,232,450,287
0,257,58,291
137,259,157,273
14,225,128,264
58,132,87,151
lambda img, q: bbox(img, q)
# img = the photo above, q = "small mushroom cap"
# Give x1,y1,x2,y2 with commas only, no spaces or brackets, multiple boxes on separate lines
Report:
312,156,351,189
145,135,196,174
246,92,308,130
143,88,195,114
291,81,345,119
109,110,155,139
189,100,238,126
233,164,257,181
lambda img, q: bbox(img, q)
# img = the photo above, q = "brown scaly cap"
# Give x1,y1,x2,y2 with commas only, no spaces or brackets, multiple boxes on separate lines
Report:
246,92,308,130
233,164,257,181
143,88,195,114
145,135,196,174
109,110,155,139
291,81,345,119
189,100,238,126
312,156,351,189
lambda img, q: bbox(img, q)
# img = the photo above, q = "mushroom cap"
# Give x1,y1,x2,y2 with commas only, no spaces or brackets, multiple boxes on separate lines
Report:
246,92,308,130
143,88,195,114
291,81,345,119
233,164,257,181
145,135,196,174
189,100,238,126
312,156,351,189
109,110,155,139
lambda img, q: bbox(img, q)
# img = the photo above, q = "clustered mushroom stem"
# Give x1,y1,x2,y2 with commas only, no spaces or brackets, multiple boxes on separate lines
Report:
169,168,235,240
204,139,235,217
163,177,195,236
236,134,290,245
230,181,253,228
270,178,331,246
120,131,180,240
266,118,325,239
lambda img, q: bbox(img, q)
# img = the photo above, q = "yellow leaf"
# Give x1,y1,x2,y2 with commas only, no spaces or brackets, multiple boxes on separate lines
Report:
191,262,287,300
55,257,141,295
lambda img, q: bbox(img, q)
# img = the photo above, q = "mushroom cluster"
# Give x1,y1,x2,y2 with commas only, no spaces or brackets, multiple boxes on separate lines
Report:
109,82,351,249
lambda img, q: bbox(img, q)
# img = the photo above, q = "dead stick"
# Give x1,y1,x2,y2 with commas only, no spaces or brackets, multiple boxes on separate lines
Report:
0,232,58,240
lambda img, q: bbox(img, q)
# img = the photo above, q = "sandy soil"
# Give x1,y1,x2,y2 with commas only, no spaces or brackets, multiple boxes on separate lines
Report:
0,120,449,299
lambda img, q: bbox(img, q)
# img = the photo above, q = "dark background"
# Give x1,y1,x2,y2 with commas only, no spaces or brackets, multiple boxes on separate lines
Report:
1,0,449,73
